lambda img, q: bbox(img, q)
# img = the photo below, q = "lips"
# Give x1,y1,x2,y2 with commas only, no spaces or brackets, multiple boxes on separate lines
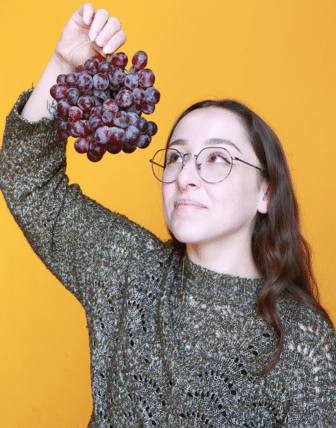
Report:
174,198,207,210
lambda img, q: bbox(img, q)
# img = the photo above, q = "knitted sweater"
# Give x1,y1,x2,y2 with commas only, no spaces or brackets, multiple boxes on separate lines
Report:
1,89,335,428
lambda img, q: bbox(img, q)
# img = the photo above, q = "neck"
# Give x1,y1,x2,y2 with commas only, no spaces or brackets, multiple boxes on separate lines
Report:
186,233,262,279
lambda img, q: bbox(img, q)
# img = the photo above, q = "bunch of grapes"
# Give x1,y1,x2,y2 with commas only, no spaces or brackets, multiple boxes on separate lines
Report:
50,51,159,162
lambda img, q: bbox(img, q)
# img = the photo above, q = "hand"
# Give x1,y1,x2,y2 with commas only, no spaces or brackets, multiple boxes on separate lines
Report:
20,4,126,121
54,3,126,71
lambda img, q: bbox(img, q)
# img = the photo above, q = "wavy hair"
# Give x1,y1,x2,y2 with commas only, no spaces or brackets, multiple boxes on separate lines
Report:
165,99,334,374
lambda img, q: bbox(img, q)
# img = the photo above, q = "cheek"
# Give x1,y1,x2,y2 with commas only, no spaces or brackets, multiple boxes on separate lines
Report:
210,177,256,215
161,184,172,218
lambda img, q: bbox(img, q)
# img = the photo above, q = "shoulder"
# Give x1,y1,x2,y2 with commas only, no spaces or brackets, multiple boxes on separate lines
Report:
274,299,336,423
277,295,336,351
289,303,336,361
107,210,174,257
278,296,336,378
278,296,336,346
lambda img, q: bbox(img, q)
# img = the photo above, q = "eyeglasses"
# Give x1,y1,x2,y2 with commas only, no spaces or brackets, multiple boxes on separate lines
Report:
150,147,265,184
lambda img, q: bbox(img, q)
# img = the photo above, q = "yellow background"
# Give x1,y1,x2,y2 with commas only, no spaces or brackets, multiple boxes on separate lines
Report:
1,0,335,426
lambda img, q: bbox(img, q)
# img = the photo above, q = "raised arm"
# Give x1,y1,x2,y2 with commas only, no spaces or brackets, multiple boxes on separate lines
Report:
0,4,166,306
21,3,126,121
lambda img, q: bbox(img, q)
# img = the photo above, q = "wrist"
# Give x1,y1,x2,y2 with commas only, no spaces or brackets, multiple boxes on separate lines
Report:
49,52,74,76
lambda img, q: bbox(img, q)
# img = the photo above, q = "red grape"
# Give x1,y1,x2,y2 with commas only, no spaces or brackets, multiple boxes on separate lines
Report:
107,145,122,154
138,117,148,133
56,119,71,139
102,111,115,126
88,114,103,131
66,88,80,105
78,96,95,111
111,52,128,69
124,125,140,146
133,88,146,105
99,62,111,74
57,74,67,84
90,106,103,116
52,50,159,162
145,87,160,104
93,73,109,90
116,89,133,108
93,88,110,102
50,83,68,101
147,121,158,136
77,73,94,92
87,150,104,162
89,140,107,157
57,98,71,118
127,112,139,127
138,69,155,88
102,99,119,113
124,73,139,90
137,134,151,149
108,68,126,86
92,54,104,63
84,58,100,75
74,136,90,153
113,111,129,128
73,65,85,76
122,142,137,153
126,104,142,115
69,106,83,121
94,126,110,145
107,127,125,149
70,120,89,137
132,51,148,70
142,102,155,115
65,73,77,88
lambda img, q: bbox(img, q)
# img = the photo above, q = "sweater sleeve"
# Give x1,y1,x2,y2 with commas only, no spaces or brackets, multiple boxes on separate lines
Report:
0,89,166,305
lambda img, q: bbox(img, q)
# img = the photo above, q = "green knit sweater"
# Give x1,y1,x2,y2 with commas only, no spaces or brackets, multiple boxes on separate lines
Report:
1,89,335,428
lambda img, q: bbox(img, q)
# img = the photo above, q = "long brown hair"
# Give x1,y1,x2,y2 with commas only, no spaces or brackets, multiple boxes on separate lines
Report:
165,99,334,374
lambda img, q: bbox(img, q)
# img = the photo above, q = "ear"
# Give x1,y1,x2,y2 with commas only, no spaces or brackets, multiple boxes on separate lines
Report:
257,180,270,214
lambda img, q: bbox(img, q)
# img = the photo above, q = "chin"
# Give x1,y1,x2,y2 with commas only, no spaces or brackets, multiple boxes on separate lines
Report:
168,225,205,246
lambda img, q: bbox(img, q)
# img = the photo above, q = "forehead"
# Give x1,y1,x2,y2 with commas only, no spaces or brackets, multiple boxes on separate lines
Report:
170,107,249,149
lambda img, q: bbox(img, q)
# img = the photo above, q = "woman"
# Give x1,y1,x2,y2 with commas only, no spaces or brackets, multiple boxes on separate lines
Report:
1,4,335,427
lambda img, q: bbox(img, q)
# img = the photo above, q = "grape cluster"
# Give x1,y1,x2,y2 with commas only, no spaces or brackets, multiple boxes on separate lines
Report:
50,51,159,162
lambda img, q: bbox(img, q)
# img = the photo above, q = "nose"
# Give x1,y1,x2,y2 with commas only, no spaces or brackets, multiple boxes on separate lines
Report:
176,154,202,190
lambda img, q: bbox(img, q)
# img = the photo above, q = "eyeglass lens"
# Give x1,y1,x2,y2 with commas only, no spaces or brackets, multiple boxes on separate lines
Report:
152,148,233,183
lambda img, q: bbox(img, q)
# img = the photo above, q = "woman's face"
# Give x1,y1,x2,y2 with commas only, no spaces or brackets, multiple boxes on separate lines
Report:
161,107,269,249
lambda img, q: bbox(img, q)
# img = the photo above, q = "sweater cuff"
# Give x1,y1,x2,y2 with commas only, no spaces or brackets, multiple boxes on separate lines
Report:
4,88,60,146
0,89,68,199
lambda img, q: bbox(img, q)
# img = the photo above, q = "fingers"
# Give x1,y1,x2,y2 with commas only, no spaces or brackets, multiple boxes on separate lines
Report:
88,10,126,54
82,3,95,26
95,17,121,48
102,29,127,54
71,4,126,56
88,8,110,41
75,3,95,26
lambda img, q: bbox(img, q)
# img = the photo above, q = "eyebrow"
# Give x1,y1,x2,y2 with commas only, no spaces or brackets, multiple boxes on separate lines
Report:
168,138,242,153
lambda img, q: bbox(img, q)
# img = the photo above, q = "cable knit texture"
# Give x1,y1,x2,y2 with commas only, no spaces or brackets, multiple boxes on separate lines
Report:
1,89,336,428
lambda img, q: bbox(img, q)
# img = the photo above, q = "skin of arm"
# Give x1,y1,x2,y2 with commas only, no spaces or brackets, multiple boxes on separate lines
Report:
21,3,126,122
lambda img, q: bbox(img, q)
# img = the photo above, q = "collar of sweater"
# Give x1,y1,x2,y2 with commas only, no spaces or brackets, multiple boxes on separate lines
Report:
183,255,266,307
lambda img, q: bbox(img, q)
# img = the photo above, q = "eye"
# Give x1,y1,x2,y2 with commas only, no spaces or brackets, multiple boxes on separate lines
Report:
166,151,182,164
205,151,232,164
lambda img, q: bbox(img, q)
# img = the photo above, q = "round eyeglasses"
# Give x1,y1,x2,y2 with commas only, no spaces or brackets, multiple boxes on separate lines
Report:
150,147,265,184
